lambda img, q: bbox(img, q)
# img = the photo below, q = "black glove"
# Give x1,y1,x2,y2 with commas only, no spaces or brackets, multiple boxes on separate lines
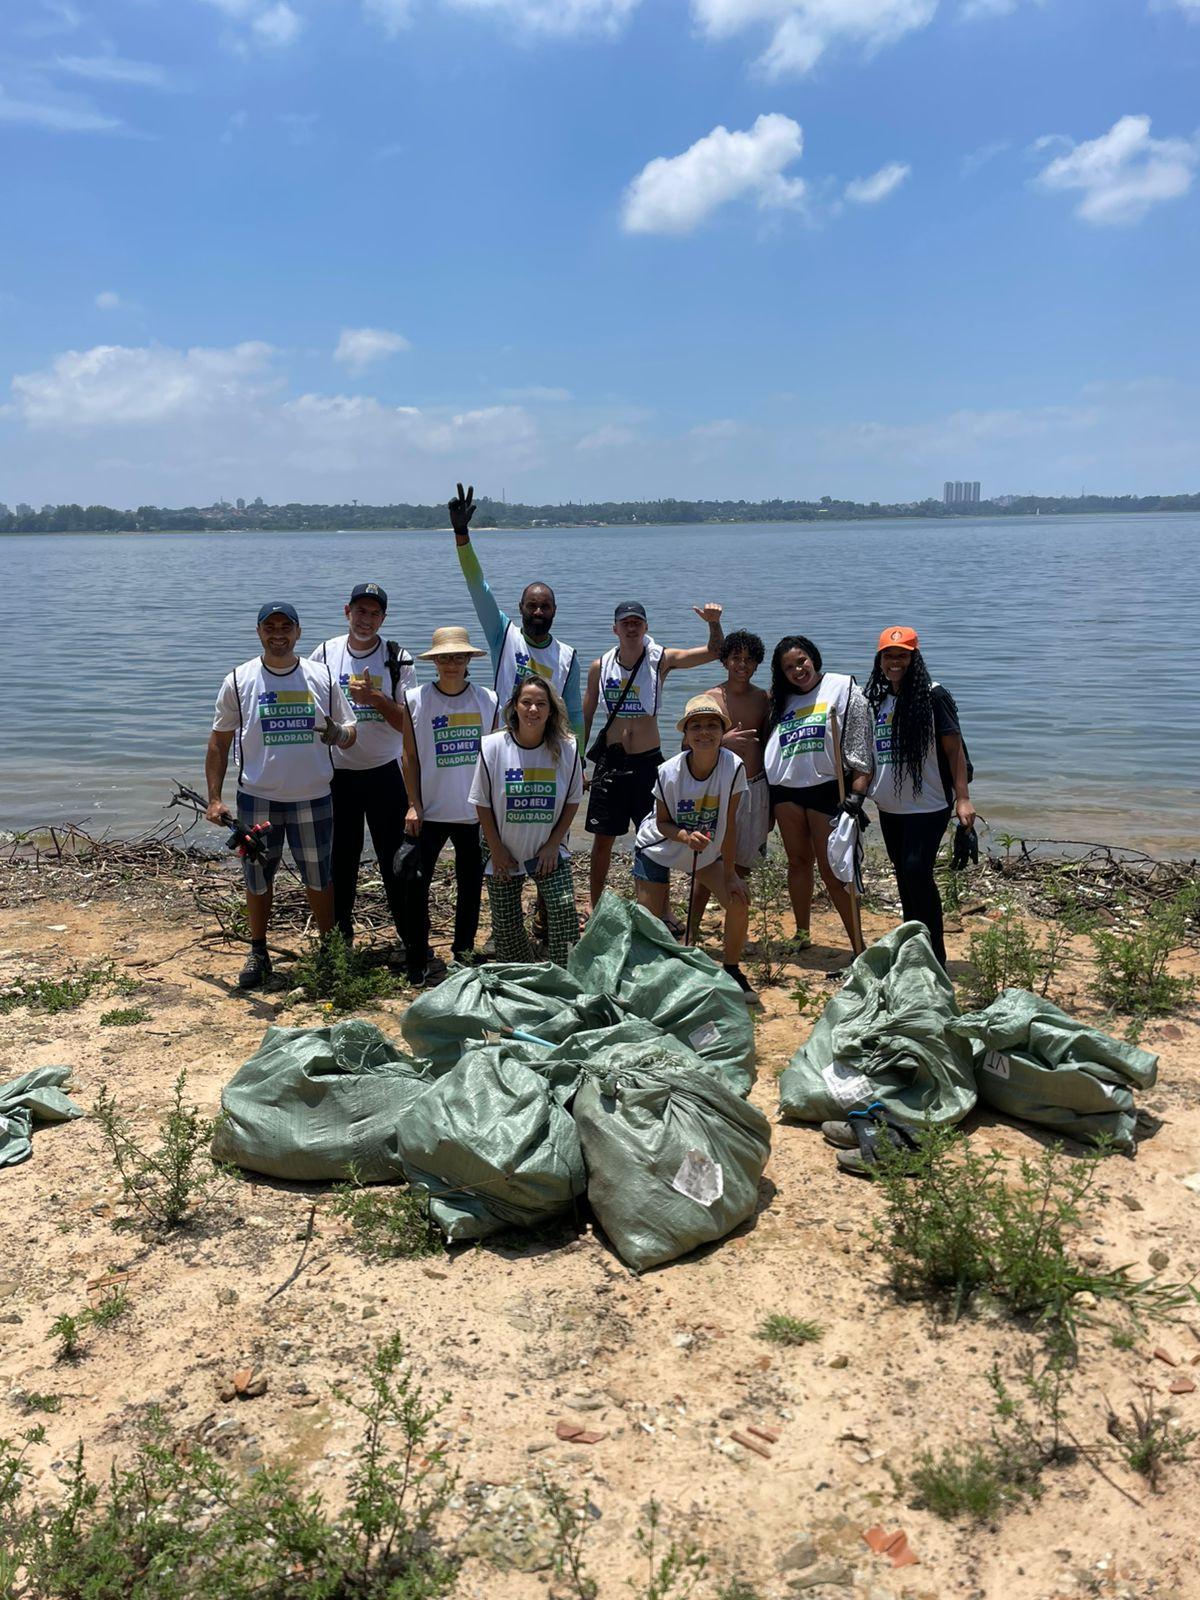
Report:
950,822,979,871
448,482,476,535
834,792,870,831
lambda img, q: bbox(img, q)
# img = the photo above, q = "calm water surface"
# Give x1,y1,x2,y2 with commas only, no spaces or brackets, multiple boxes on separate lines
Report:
2,514,1197,853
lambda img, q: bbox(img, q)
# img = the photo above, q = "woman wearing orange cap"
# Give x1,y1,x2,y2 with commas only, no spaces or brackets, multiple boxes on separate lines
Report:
864,626,975,967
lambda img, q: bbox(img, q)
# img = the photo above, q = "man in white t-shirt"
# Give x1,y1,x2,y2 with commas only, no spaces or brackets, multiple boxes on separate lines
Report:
311,581,416,949
206,601,358,989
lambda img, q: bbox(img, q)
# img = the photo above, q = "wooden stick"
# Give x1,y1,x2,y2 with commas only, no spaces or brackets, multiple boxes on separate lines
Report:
828,704,865,955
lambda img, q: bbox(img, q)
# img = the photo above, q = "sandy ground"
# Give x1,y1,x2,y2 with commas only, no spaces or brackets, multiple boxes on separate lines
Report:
1,855,1199,1600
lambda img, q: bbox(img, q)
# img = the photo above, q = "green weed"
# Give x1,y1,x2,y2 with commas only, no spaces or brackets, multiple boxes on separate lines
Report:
756,1313,822,1346
99,1006,150,1027
962,906,1066,1007
909,1443,1016,1521
1089,883,1198,1019
1108,1386,1198,1491
94,1069,229,1231
49,1314,84,1362
0,965,109,1016
16,1393,61,1415
289,930,402,1012
87,1288,130,1328
749,847,792,987
330,1169,441,1262
631,1497,708,1600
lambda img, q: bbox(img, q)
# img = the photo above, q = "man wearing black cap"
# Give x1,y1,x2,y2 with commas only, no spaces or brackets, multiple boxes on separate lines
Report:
312,583,415,947
583,598,725,910
206,602,358,988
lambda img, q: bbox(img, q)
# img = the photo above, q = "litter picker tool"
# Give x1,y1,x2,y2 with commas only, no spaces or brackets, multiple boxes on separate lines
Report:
827,704,865,956
683,833,710,947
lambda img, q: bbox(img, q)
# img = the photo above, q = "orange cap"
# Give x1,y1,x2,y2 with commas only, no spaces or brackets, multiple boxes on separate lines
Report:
878,625,919,653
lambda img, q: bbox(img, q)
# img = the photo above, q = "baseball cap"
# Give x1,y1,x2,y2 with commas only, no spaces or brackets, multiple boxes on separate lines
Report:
614,601,647,622
878,625,919,652
258,601,299,626
350,582,388,610
676,694,732,733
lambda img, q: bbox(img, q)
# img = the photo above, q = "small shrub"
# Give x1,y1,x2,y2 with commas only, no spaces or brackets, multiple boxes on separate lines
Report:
17,1393,61,1415
87,1288,130,1328
50,1314,84,1362
632,1497,708,1600
962,907,1064,1007
749,847,792,987
1108,1384,1198,1491
756,1313,822,1346
1090,884,1198,1018
99,1006,150,1027
538,1474,599,1600
289,930,402,1012
0,965,108,1017
909,1443,1014,1521
94,1069,228,1231
787,978,822,1024
330,1170,441,1261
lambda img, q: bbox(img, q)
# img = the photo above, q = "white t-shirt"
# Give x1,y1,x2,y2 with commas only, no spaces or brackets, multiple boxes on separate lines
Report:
635,748,748,873
468,730,584,875
213,656,355,802
868,686,957,815
311,635,415,772
406,681,499,823
763,673,853,788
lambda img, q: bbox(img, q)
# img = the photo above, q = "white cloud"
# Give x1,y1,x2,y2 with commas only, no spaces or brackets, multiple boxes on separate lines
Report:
0,85,122,133
12,342,278,427
253,2,302,45
691,0,938,78
961,138,1009,176
500,385,572,402
333,327,411,372
576,424,639,451
844,159,910,203
622,113,806,235
690,418,743,439
441,0,640,35
94,290,122,311
363,0,413,35
1156,0,1200,15
55,55,171,88
1034,114,1198,225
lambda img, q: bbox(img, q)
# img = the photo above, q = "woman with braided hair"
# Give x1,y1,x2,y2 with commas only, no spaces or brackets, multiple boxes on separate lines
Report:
864,626,975,967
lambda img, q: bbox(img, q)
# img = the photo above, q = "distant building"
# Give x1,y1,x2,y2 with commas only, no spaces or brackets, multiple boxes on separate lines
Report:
236,497,245,511
942,480,982,506
943,481,954,505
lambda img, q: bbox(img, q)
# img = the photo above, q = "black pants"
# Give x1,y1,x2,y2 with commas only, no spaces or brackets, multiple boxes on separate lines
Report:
399,820,484,963
330,760,408,942
878,807,952,967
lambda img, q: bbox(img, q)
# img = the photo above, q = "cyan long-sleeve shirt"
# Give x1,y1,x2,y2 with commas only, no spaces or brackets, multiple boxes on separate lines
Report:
456,538,585,748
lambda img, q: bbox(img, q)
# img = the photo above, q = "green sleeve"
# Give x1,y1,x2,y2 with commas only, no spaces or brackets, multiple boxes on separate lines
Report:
456,539,509,666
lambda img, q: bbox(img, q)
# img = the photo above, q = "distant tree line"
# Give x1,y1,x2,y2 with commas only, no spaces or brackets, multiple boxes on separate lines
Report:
3,491,1199,535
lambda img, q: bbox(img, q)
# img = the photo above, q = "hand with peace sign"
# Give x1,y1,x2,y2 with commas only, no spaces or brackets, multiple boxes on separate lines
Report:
448,482,476,538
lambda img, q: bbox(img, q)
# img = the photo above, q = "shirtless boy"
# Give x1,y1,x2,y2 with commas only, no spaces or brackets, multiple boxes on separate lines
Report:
582,598,725,910
706,630,771,877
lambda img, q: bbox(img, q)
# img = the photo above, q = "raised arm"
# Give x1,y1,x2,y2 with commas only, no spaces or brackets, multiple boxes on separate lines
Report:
662,603,725,674
449,482,508,662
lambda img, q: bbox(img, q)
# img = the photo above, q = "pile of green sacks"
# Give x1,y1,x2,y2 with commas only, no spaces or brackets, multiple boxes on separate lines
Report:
213,892,770,1271
778,920,1157,1151
0,1066,84,1168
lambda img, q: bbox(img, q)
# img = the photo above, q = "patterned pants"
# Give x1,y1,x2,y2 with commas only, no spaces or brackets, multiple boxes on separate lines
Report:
486,859,578,965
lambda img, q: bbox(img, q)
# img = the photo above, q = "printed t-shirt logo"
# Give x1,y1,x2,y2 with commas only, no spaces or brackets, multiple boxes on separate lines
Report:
431,711,482,767
504,764,556,823
874,704,895,767
341,669,384,722
603,672,648,717
676,794,720,833
778,701,828,762
258,688,316,745
513,648,553,684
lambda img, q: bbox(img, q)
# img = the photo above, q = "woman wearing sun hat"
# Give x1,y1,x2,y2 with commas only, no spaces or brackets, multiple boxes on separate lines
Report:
632,694,756,1003
399,626,499,984
863,625,975,968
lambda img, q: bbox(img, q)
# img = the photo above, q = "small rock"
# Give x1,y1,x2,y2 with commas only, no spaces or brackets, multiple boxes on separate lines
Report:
1179,1173,1200,1194
217,1287,239,1306
1149,1248,1170,1271
0,1312,21,1326
361,1306,379,1320
787,1562,852,1590
827,1354,849,1370
241,1374,268,1398
1119,1196,1144,1212
834,1221,854,1234
778,1542,819,1573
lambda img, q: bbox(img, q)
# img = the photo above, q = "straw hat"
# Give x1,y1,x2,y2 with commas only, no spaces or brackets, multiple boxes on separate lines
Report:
675,694,732,733
419,625,486,660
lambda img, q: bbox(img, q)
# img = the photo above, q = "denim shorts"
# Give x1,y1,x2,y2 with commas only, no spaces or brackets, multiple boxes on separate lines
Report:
632,846,670,885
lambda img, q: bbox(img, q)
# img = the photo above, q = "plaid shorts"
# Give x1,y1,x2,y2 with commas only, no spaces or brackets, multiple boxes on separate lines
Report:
235,790,334,894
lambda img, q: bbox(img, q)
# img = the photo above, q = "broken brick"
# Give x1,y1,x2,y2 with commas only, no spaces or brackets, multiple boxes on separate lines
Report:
555,1420,606,1444
1169,1377,1196,1395
887,1534,919,1569
863,1527,892,1554
1153,1347,1178,1367
730,1430,772,1459
748,1424,780,1444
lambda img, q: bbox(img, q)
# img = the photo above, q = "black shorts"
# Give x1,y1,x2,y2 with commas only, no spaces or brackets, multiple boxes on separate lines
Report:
586,747,664,837
768,778,842,818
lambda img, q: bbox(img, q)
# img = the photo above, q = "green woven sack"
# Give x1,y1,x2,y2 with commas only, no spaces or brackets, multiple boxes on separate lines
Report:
1,1066,84,1169
778,921,976,1126
212,1020,432,1181
572,1040,771,1272
569,891,756,1096
949,989,1158,1151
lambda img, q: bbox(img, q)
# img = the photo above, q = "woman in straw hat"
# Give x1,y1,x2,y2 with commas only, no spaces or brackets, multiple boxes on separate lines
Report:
632,694,757,1005
469,675,584,964
399,626,499,985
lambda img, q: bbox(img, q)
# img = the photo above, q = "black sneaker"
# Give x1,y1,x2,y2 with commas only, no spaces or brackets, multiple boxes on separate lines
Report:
405,965,428,989
237,946,272,990
722,963,761,1007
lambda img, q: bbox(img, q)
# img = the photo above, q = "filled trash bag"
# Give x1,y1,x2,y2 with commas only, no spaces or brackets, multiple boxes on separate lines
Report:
948,989,1158,1151
569,891,755,1096
572,1040,771,1272
1,1066,84,1169
778,921,976,1127
400,962,621,1071
212,1019,432,1181
397,1044,586,1241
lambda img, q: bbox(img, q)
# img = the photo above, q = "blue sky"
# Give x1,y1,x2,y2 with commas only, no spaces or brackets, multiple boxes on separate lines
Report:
1,0,1198,506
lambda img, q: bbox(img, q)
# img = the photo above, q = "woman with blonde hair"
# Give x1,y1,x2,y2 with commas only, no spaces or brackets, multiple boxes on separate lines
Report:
470,674,583,963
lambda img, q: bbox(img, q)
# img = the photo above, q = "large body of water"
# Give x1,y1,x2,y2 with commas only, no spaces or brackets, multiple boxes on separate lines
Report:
3,514,1197,853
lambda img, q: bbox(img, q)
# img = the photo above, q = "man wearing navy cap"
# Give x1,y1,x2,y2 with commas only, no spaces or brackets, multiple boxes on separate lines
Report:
312,582,415,948
206,602,358,988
